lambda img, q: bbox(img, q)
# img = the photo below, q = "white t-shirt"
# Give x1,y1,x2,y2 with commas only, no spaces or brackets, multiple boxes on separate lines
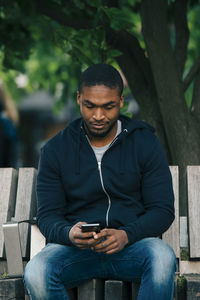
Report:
92,120,122,163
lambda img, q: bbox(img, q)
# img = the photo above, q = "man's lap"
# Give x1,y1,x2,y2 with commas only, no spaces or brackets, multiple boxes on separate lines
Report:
24,237,176,289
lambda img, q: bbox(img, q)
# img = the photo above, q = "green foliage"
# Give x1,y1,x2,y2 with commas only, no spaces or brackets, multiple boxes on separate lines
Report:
0,27,82,106
73,0,86,10
120,101,133,119
0,0,143,71
102,6,135,31
187,4,200,65
54,24,123,67
0,0,199,113
85,0,101,7
0,1,34,70
183,4,200,108
180,248,189,261
0,269,8,279
0,0,141,103
176,275,186,293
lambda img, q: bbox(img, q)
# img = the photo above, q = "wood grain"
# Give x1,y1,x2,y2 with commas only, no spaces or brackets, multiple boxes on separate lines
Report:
30,225,45,259
104,280,130,300
162,166,180,258
187,166,200,258
0,168,17,258
78,279,104,300
14,168,37,258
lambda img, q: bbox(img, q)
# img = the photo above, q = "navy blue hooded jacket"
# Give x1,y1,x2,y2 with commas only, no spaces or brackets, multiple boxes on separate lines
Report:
36,115,174,245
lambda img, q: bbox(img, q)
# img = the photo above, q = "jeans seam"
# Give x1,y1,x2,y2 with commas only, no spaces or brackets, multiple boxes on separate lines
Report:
57,254,107,283
58,256,100,276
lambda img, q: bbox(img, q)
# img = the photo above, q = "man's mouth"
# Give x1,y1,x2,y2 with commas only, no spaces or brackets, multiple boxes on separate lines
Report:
91,123,106,129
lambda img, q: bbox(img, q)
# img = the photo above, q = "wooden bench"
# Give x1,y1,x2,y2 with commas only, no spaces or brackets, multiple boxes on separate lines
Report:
1,166,200,299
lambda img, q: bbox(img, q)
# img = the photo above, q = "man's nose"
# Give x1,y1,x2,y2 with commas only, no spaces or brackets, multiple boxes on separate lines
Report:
93,108,105,121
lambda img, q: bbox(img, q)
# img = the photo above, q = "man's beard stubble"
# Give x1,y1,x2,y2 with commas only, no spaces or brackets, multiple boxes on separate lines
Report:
83,120,117,138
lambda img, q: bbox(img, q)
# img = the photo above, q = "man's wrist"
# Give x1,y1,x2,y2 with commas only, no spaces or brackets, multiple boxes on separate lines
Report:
120,229,129,245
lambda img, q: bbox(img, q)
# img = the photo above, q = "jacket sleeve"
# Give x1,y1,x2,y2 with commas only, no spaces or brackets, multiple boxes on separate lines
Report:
36,145,72,245
120,134,175,245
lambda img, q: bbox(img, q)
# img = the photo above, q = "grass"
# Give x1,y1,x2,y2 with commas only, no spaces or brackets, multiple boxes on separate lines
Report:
0,269,9,279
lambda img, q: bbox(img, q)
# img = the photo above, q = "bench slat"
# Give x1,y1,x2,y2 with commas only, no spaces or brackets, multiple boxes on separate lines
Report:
131,282,140,300
104,280,130,300
180,261,200,274
2,222,23,276
162,166,180,258
78,279,104,300
0,168,17,258
14,168,37,258
187,166,200,258
30,225,45,259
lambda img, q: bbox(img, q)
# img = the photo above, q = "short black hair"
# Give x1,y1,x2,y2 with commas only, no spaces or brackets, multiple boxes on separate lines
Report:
78,64,124,96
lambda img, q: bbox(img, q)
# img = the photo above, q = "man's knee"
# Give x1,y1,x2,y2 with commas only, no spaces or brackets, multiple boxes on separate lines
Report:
144,238,176,283
23,254,47,291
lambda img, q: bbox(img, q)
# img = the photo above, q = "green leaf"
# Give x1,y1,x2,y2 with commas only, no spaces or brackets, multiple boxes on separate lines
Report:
72,0,85,10
85,0,101,8
107,49,123,58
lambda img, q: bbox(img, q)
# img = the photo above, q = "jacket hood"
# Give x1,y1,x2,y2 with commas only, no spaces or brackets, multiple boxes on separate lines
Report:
66,115,155,175
119,114,155,134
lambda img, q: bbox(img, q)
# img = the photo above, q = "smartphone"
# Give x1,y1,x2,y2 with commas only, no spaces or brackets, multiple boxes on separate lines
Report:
81,223,100,233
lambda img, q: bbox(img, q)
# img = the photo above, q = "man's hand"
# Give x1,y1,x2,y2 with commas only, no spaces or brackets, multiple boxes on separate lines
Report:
92,229,129,255
69,222,103,249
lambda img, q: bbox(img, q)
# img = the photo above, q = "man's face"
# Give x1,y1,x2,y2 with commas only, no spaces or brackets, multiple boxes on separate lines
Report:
77,85,124,142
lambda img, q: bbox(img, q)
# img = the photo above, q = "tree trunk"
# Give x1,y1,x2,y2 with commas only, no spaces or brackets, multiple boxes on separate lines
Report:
116,54,172,162
141,0,200,214
106,30,172,160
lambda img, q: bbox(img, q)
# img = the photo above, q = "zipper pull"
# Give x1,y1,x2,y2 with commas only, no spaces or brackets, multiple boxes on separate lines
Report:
98,161,101,170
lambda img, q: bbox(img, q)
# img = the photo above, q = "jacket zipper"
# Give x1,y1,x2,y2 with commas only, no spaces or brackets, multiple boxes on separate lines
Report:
85,131,127,227
98,161,111,227
85,135,118,227
97,137,119,227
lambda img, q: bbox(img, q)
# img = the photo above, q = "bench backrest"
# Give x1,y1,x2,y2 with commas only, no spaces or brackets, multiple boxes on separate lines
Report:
187,166,200,258
0,168,37,259
0,168,17,258
0,166,200,262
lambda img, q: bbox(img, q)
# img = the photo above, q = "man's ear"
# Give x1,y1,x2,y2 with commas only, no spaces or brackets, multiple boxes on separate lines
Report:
120,94,124,108
77,91,80,105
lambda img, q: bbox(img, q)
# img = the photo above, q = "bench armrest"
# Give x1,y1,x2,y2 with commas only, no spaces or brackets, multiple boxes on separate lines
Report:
2,218,38,277
3,222,24,277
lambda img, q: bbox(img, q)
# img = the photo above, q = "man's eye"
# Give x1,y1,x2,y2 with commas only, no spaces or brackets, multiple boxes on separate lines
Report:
105,106,114,110
85,104,94,108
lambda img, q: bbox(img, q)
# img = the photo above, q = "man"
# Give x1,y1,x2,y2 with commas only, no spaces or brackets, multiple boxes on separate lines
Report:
24,64,176,300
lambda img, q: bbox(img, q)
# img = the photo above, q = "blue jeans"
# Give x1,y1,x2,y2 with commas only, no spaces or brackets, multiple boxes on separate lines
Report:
23,237,176,300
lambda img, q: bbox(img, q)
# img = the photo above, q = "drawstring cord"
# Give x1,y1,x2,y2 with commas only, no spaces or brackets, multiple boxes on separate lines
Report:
120,128,128,175
75,128,81,175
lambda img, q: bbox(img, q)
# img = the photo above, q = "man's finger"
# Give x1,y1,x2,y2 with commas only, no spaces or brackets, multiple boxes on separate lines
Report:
75,237,96,246
74,230,95,239
93,229,108,240
94,240,117,252
105,247,120,255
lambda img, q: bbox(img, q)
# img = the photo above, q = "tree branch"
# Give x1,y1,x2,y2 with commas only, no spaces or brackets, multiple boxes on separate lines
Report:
183,55,200,91
174,0,189,79
106,29,154,90
35,0,93,29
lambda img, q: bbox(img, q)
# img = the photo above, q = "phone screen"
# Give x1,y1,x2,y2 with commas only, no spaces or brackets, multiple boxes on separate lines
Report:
81,223,100,233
